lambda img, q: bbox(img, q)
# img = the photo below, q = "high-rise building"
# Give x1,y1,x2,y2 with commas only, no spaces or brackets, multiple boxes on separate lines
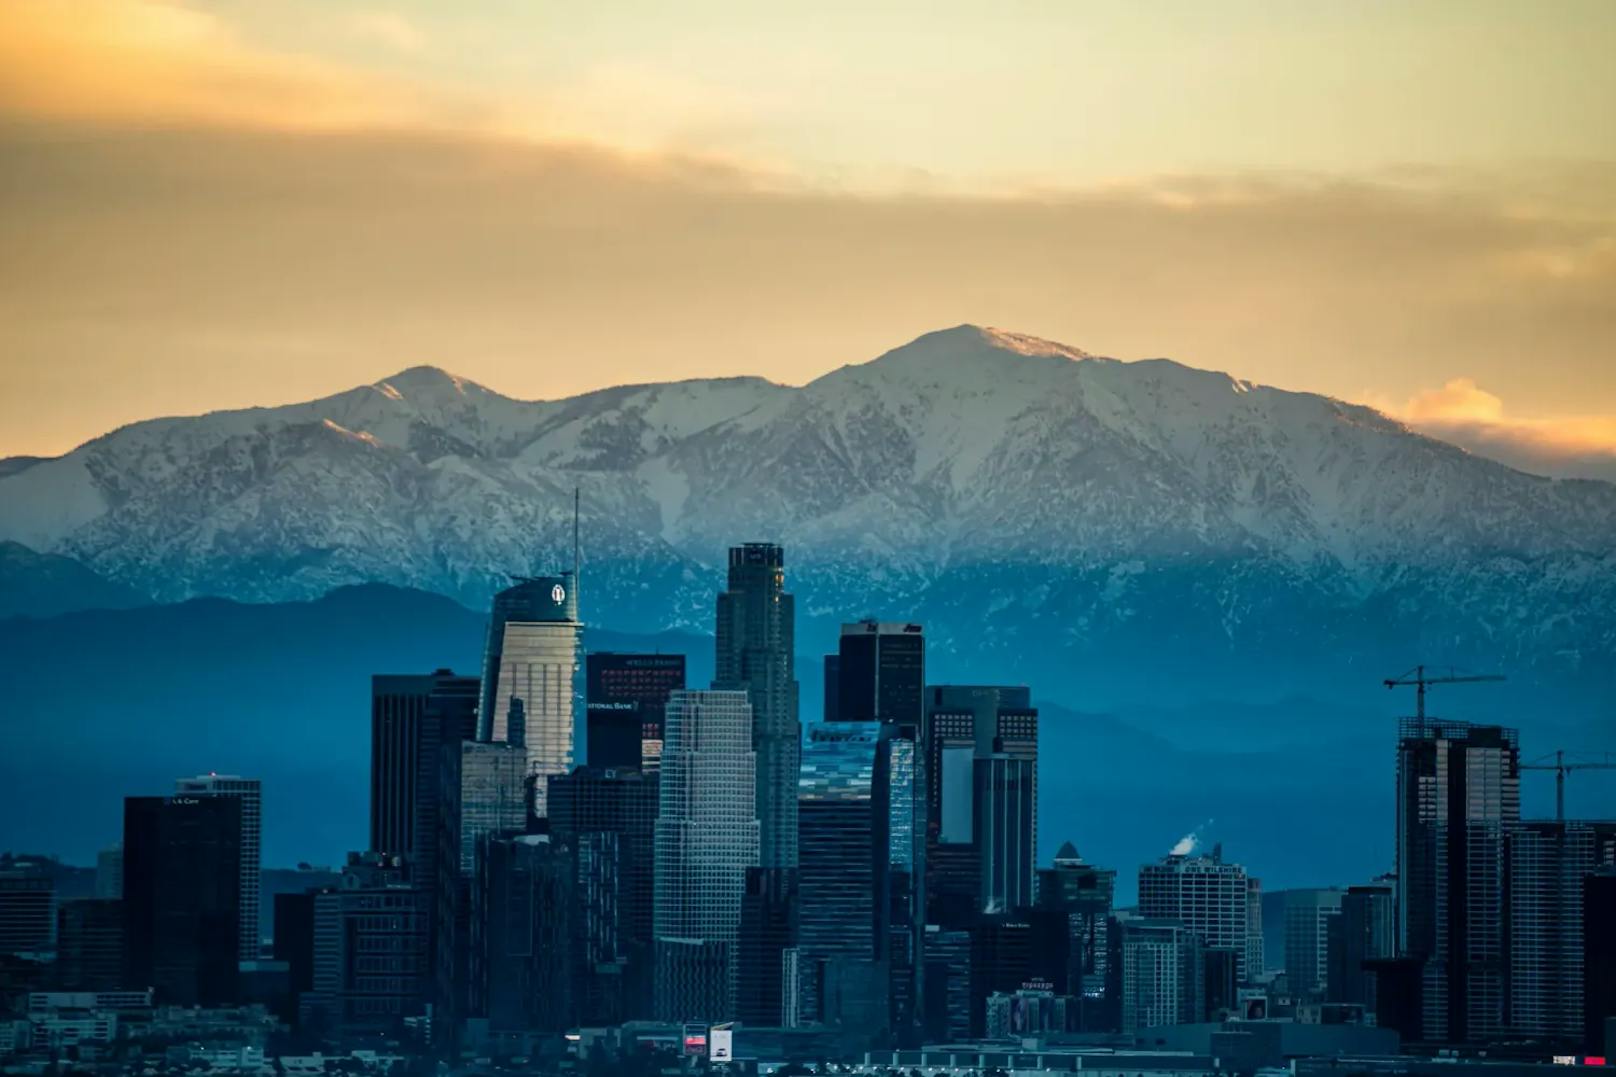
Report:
0,858,55,956
653,689,760,1021
273,891,317,1026
1396,719,1520,1043
479,574,582,819
1037,842,1116,1008
823,656,841,723
94,845,121,900
123,794,242,1005
1246,877,1266,980
1138,846,1255,982
714,543,799,870
1327,881,1396,1009
736,866,800,1027
975,750,1035,912
307,853,430,1043
175,774,262,963
968,911,1071,1038
834,621,924,727
1585,868,1616,1055
922,926,972,1043
1117,918,1205,1032
434,738,527,1031
547,766,660,1019
1285,889,1344,1001
369,670,479,864
923,686,1038,926
880,723,926,1043
797,721,885,1031
1505,820,1616,1041
585,652,685,772
55,899,124,992
476,833,579,1035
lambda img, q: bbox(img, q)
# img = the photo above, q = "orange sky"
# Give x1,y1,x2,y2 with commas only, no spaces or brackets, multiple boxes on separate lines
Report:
1,0,1614,476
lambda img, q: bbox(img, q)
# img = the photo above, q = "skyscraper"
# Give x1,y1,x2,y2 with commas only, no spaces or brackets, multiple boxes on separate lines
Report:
585,652,685,772
1505,820,1616,1041
175,774,262,963
1138,845,1255,982
924,685,1038,926
797,721,885,1032
1327,881,1396,1009
1117,918,1205,1032
307,853,430,1043
1285,889,1343,1002
714,543,799,870
975,750,1035,912
881,723,926,1043
834,621,924,727
55,899,124,991
547,766,660,1018
1396,719,1520,1044
479,573,582,819
1585,868,1616,1055
736,866,800,1027
654,689,760,1021
123,794,242,1005
369,670,479,865
1037,842,1116,1009
476,833,579,1036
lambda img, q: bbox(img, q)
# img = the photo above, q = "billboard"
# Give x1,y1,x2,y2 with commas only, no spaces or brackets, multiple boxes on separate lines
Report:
709,1024,734,1063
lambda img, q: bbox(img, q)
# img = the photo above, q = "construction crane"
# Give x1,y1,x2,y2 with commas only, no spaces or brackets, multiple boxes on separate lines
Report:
1383,664,1506,721
1521,750,1616,821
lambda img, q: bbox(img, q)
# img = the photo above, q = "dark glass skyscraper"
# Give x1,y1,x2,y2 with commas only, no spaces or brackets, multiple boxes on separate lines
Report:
55,898,124,991
585,652,685,772
924,685,1037,925
1326,880,1395,1009
714,543,799,871
370,670,479,863
176,773,262,964
123,794,242,1005
477,833,578,1036
1037,842,1116,1016
834,621,924,727
1396,718,1519,1044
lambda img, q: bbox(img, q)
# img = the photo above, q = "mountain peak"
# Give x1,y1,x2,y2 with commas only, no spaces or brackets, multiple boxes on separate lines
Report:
372,365,481,402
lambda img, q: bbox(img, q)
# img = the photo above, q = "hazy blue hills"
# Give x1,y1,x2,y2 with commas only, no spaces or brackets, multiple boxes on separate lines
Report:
4,583,1607,901
0,540,149,618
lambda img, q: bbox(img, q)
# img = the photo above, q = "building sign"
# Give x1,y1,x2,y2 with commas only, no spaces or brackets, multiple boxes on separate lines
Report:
709,1024,733,1063
682,1024,707,1056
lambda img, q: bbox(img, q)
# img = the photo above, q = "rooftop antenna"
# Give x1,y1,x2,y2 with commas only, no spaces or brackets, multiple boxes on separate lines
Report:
572,486,581,619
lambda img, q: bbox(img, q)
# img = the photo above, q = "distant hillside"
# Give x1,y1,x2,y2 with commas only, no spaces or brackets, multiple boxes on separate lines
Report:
0,540,149,618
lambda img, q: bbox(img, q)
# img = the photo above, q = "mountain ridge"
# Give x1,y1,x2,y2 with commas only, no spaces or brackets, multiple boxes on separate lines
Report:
2,325,1613,703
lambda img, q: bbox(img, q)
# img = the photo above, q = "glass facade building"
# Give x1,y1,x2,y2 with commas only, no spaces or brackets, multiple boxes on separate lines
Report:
175,773,263,963
834,621,924,727
585,652,685,772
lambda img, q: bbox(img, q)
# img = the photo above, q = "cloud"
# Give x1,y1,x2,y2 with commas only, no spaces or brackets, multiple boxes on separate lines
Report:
1378,380,1616,482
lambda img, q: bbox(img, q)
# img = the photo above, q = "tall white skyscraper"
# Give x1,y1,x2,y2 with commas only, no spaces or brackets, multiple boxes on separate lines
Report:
654,689,760,1021
175,773,261,961
479,573,581,819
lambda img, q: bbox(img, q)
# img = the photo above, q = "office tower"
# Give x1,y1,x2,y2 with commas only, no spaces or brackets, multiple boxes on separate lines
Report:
881,723,926,1043
1246,877,1266,979
574,831,628,1024
714,543,800,870
1505,820,1616,1041
0,858,55,955
175,774,262,963
968,911,1071,1038
585,652,685,772
273,891,317,1026
975,750,1035,912
1118,918,1205,1031
923,685,1037,926
1396,719,1520,1043
307,853,430,1043
55,900,124,991
834,621,925,727
123,794,242,1005
435,738,528,1031
797,721,885,1033
1327,881,1396,1008
1203,947,1240,1020
736,867,800,1027
479,574,582,818
369,670,479,863
1586,868,1616,1055
94,845,121,900
1285,889,1344,1001
548,766,660,1018
1138,845,1255,982
477,834,578,1035
653,690,760,1021
922,926,972,1043
1037,842,1117,1008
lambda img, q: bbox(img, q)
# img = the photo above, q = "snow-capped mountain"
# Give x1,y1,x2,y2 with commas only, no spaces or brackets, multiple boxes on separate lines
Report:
4,325,1614,701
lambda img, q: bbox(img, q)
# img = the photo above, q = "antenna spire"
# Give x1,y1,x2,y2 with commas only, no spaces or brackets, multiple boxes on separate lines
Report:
572,486,581,617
